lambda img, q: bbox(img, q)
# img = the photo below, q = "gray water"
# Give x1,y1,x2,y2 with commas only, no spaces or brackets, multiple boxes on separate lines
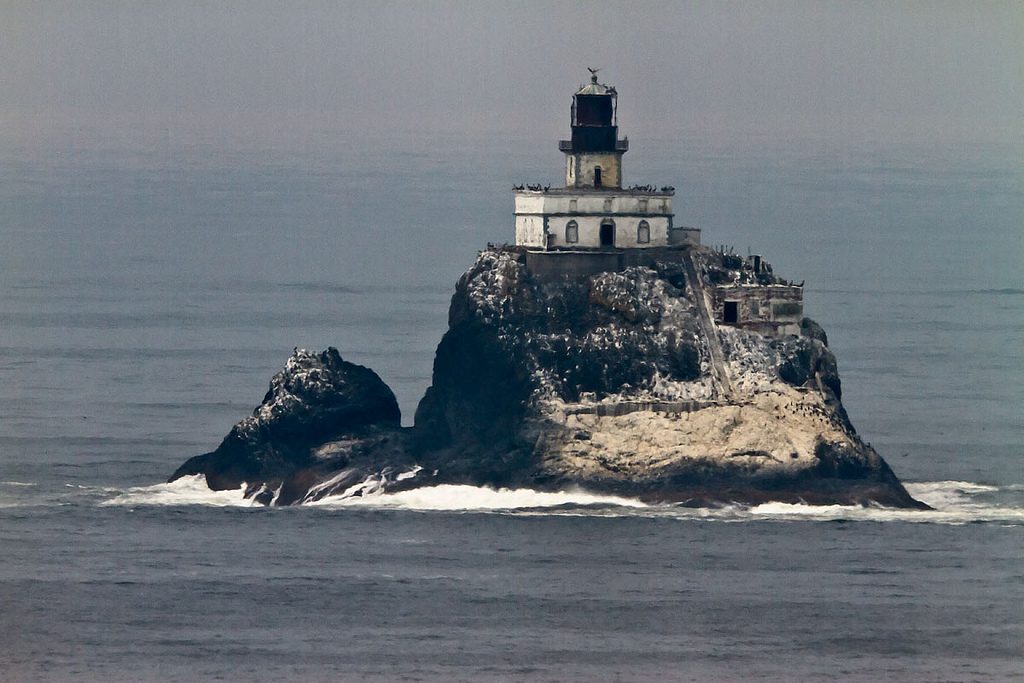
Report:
1,126,1021,681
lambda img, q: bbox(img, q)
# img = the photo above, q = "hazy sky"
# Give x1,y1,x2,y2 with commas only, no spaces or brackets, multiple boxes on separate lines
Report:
2,1,1021,144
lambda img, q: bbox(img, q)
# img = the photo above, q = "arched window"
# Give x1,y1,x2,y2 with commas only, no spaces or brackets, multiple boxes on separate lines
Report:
565,220,579,244
637,220,651,244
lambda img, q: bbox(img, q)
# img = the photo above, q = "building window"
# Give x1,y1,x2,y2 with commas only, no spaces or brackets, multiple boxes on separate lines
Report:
594,167,602,187
600,219,615,247
569,199,577,212
637,220,650,244
565,220,579,244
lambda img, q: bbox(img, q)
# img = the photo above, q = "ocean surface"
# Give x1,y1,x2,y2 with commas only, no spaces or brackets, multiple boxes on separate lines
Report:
0,124,1021,681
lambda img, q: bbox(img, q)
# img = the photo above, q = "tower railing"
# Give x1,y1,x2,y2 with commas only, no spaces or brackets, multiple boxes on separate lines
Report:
557,139,630,152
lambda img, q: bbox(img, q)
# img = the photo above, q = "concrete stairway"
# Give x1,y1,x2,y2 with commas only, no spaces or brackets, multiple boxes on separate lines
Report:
681,250,733,397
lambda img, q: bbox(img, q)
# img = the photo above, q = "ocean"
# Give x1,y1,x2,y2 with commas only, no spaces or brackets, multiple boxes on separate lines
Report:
0,125,1021,681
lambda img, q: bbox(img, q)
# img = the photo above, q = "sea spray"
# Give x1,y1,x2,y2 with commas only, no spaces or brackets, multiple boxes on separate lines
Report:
93,475,1024,525
308,483,650,511
102,475,254,507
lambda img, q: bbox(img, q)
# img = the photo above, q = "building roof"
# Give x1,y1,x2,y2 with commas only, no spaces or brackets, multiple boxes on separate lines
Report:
576,70,616,96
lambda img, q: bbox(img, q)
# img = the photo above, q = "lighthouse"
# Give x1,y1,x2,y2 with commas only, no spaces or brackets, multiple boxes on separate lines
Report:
562,67,627,190
514,71,700,260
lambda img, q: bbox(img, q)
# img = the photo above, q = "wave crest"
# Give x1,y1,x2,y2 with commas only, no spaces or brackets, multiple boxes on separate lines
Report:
308,483,648,511
90,476,1024,525
101,475,253,507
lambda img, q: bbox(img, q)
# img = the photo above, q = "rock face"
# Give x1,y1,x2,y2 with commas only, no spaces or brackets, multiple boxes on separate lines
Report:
170,348,414,505
413,246,921,507
172,246,924,509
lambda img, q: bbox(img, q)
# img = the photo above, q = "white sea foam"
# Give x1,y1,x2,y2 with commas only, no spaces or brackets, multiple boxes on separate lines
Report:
732,502,1018,525
101,475,254,507
308,483,649,511
90,475,1023,525
905,480,1000,508
307,479,1022,524
396,466,423,481
0,481,37,505
724,481,1024,525
909,480,1000,494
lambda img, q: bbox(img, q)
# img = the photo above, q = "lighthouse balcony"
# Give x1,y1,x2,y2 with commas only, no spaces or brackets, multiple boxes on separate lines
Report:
514,186,673,197
558,139,629,153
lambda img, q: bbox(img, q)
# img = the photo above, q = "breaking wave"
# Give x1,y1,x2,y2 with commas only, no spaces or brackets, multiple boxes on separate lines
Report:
100,475,646,510
102,476,255,507
87,475,1024,525
308,483,649,510
716,481,1023,525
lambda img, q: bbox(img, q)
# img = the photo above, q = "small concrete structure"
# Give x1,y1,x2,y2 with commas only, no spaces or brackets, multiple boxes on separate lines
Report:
514,71,699,255
708,255,804,336
711,284,804,336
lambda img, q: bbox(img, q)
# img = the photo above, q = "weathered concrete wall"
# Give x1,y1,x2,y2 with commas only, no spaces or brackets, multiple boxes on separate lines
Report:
712,283,804,336
543,215,671,248
670,227,701,246
515,190,672,216
514,215,547,247
526,251,625,278
514,189,677,249
567,152,623,188
524,247,690,279
514,193,548,214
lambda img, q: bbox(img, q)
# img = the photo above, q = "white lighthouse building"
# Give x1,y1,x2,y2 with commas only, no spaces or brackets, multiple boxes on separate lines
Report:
514,71,700,254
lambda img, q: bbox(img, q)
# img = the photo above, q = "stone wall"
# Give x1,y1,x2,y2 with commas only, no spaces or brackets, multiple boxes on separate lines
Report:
524,247,690,279
566,151,622,188
711,283,804,336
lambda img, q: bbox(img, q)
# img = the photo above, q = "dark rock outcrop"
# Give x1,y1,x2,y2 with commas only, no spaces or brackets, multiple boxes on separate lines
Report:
172,246,924,509
170,347,415,504
800,316,829,347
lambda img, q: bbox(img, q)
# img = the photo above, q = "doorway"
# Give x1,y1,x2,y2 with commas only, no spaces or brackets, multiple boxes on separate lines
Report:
723,301,739,324
600,220,615,247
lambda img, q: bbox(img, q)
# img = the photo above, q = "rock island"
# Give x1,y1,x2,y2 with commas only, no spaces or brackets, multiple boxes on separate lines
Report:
172,72,924,509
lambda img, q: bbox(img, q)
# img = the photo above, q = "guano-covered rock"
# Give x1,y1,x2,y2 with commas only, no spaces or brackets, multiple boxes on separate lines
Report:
171,246,924,509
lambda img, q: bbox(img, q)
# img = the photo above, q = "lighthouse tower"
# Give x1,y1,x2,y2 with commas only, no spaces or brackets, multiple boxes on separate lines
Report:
514,71,699,260
562,69,627,189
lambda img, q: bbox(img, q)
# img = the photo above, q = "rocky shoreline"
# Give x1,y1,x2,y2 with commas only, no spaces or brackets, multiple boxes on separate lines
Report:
171,245,926,509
